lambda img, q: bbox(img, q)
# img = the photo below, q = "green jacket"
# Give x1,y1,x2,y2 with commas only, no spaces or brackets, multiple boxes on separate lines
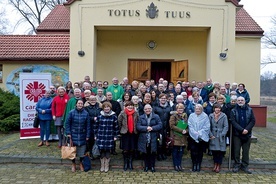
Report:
106,85,124,101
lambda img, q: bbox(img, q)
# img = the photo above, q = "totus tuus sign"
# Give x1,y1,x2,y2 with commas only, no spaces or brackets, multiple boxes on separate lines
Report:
108,2,191,19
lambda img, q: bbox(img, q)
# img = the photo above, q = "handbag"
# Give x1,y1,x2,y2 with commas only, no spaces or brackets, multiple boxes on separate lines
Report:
92,143,100,157
61,137,76,160
82,153,92,172
33,113,39,128
165,136,174,148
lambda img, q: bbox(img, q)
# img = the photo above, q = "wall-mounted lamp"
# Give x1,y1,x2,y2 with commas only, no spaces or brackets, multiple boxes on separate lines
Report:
219,53,227,60
219,48,228,60
147,40,157,50
78,51,85,57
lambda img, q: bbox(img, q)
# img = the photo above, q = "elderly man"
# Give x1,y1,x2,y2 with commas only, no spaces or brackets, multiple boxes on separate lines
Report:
231,96,255,174
106,77,124,101
204,78,214,95
96,88,106,103
156,83,166,97
197,82,208,102
174,85,182,97
62,88,83,128
122,77,129,89
220,86,230,103
84,75,92,85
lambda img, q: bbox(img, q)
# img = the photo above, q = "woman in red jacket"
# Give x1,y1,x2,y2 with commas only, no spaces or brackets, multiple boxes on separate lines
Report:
51,86,69,148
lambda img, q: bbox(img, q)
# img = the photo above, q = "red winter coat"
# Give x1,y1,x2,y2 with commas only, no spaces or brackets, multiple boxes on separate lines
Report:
51,94,69,117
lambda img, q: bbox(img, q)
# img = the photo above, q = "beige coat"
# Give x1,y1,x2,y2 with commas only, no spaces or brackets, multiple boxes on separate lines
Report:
169,113,188,146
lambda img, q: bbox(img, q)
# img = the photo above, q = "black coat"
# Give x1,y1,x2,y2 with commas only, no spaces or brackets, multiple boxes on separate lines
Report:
85,102,102,126
230,105,255,138
136,113,162,153
153,103,172,131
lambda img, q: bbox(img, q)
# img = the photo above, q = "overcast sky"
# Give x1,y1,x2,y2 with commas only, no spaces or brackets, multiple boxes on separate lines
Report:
240,0,276,74
1,0,276,74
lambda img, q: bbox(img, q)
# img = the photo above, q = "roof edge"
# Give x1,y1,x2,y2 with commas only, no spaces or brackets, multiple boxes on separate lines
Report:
236,31,264,37
225,0,243,7
0,58,69,61
64,0,81,6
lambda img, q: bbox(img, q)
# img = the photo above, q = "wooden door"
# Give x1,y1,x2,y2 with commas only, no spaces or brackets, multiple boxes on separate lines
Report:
128,60,151,83
171,60,188,85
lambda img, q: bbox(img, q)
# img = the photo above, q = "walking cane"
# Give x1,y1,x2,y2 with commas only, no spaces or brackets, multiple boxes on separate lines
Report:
228,124,232,170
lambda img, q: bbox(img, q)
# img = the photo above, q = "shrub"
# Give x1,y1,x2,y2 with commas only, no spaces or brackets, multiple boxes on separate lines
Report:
0,114,20,132
0,88,20,132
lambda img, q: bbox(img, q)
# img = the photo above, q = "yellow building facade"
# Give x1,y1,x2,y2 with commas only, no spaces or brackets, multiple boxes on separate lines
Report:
0,0,263,105
66,0,263,104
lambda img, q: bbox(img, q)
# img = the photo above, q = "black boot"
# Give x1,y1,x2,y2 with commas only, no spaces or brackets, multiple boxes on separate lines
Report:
123,154,128,171
196,163,201,172
144,159,148,172
192,163,197,172
129,155,133,170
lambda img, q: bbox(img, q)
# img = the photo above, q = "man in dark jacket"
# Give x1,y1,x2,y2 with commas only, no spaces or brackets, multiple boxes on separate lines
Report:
230,96,255,174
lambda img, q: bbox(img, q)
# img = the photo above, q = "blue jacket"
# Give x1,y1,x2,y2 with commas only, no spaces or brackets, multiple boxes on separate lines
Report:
200,88,209,102
203,102,214,116
137,113,162,153
65,108,91,146
236,89,250,104
35,96,53,121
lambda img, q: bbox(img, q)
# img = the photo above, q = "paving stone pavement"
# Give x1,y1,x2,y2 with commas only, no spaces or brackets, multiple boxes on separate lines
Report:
0,163,275,184
0,122,275,171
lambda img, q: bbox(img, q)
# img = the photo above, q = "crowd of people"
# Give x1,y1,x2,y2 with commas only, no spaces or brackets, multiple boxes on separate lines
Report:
35,75,255,174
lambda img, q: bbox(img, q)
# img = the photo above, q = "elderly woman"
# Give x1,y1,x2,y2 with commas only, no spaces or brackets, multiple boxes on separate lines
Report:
209,104,228,173
118,101,139,171
169,103,188,172
187,92,203,116
131,95,139,112
51,86,69,148
84,95,102,159
66,99,91,172
94,102,119,172
188,104,210,172
36,90,53,147
137,104,162,172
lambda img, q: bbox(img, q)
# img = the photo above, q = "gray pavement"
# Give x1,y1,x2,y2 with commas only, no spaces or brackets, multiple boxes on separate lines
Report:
0,163,275,184
0,122,275,179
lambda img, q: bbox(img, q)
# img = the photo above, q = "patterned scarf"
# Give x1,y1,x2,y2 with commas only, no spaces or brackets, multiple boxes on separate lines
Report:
124,108,135,133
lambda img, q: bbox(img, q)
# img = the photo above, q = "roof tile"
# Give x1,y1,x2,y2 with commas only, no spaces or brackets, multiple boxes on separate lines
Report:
36,5,70,33
236,8,264,35
0,35,69,61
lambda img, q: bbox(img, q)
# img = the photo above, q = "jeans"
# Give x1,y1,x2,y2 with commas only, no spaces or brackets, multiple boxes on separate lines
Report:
172,146,184,167
39,120,51,141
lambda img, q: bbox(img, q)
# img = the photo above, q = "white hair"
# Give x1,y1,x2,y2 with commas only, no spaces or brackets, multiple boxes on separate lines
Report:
74,88,81,93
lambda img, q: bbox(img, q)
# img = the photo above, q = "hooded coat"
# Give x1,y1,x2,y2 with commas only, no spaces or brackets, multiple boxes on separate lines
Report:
94,110,119,150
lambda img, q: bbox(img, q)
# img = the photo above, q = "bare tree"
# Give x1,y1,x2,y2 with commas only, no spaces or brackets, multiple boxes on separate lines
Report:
262,15,276,65
8,0,66,34
0,8,8,34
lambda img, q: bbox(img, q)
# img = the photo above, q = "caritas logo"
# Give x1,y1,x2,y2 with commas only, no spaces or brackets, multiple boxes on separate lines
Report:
24,81,46,102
